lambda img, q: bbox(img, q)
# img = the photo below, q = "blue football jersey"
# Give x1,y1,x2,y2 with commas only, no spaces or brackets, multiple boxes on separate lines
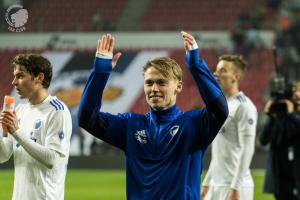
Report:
79,48,228,200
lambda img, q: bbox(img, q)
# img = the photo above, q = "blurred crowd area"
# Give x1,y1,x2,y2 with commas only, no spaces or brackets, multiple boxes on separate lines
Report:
0,0,300,156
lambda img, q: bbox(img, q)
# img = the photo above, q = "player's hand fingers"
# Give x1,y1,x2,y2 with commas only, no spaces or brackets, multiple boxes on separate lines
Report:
100,34,107,51
112,52,122,69
0,112,10,126
184,41,189,53
1,112,13,124
183,35,195,46
105,34,111,51
0,112,4,123
181,31,195,41
108,36,115,53
181,31,197,51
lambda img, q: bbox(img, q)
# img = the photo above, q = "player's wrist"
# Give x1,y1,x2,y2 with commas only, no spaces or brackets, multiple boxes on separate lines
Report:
229,186,240,193
10,129,22,140
96,51,113,59
94,56,113,73
189,42,198,50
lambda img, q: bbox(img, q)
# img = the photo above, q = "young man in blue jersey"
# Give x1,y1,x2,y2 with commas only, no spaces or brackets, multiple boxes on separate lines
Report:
78,31,228,200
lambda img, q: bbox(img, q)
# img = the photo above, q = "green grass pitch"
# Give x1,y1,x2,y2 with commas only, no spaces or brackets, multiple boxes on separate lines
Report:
0,169,274,200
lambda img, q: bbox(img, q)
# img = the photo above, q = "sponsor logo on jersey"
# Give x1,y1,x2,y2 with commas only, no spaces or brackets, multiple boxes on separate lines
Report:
30,131,37,142
135,130,147,144
170,125,179,137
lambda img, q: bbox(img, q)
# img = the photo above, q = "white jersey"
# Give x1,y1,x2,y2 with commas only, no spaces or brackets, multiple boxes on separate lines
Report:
0,95,72,200
203,92,257,190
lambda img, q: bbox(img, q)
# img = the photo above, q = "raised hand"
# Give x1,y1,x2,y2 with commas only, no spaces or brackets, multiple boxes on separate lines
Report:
181,31,198,53
181,31,199,67
96,33,122,69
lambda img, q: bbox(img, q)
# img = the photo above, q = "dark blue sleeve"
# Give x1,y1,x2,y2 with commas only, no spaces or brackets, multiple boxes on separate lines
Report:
78,57,127,150
185,48,228,149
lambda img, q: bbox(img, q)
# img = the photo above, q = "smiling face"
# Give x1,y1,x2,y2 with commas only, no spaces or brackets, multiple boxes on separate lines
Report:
144,67,182,110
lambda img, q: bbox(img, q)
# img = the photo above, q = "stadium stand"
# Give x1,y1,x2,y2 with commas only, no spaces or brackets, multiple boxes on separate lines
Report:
137,0,275,31
20,0,276,32
24,0,127,31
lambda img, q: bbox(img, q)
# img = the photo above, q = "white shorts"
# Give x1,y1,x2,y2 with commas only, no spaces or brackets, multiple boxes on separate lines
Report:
205,185,253,200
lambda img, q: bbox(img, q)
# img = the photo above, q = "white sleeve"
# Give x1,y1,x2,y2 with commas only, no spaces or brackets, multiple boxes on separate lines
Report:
230,103,257,190
202,163,212,187
0,136,13,163
12,130,60,169
45,110,72,157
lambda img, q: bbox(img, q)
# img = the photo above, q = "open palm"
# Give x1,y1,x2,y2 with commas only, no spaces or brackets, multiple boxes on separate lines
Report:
96,34,121,69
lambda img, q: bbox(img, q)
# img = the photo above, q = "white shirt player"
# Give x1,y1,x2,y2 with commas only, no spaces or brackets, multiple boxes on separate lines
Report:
0,95,72,200
203,91,257,191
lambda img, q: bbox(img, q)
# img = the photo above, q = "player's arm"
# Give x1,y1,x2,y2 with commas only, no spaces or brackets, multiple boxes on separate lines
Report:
78,34,120,124
0,111,14,163
78,34,128,149
0,137,13,163
1,111,67,169
230,103,257,194
13,133,60,169
182,31,228,145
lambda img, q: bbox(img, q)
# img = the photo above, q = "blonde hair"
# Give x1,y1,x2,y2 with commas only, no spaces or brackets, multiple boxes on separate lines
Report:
219,54,247,78
143,57,182,81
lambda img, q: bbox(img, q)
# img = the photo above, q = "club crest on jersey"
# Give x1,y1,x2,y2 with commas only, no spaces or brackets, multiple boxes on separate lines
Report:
248,118,254,125
59,132,64,140
34,119,42,129
135,130,147,144
170,125,179,137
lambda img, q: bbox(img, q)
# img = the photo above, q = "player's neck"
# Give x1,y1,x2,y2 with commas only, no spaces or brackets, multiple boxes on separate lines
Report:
225,86,239,98
29,89,49,105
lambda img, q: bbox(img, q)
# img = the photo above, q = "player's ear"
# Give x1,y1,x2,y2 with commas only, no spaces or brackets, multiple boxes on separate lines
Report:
35,72,45,85
234,72,241,82
175,80,183,94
